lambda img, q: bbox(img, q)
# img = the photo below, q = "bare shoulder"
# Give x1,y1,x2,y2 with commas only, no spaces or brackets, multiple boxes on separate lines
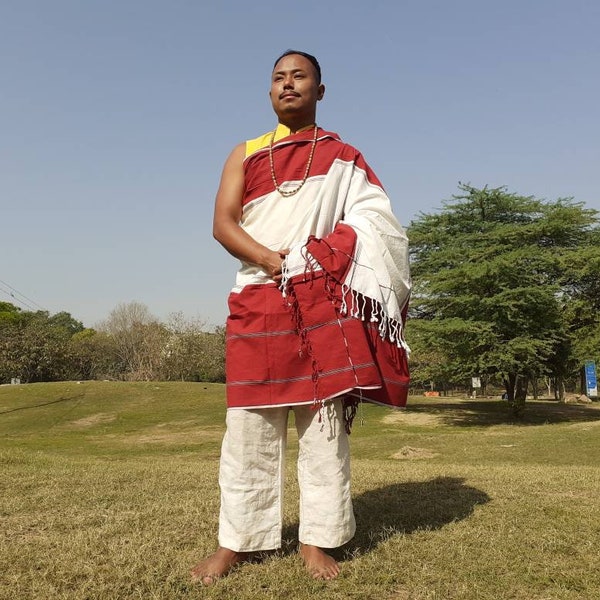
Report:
216,142,246,202
225,142,246,167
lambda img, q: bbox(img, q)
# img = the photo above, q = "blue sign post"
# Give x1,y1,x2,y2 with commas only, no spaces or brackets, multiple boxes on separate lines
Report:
584,361,598,398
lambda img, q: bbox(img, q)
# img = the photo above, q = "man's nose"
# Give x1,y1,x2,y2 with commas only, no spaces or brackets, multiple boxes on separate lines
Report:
283,76,294,89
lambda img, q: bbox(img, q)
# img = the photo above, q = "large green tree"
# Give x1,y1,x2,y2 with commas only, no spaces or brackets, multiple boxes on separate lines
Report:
0,304,84,383
407,184,599,412
558,227,600,395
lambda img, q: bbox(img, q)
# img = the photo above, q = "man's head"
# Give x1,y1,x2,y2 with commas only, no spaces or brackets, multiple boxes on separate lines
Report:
270,50,325,130
273,50,322,84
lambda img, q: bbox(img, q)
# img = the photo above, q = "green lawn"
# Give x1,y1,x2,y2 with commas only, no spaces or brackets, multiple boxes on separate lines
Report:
1,381,600,599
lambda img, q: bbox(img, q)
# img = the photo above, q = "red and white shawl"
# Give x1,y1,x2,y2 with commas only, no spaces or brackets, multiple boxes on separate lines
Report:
225,126,411,418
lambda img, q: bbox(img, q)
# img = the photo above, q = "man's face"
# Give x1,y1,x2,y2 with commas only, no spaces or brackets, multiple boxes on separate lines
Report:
269,54,324,122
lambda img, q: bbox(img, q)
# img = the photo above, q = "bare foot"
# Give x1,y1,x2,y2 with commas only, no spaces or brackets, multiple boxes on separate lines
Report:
190,547,247,585
300,543,340,580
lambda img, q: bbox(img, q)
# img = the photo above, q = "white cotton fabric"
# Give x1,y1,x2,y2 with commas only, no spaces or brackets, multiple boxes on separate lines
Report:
234,158,411,345
281,159,410,327
218,399,356,552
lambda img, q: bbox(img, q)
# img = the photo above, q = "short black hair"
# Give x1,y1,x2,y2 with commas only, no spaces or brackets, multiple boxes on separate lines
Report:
273,50,321,84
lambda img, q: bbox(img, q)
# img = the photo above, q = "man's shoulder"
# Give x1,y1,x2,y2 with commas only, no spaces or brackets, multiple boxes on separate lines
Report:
318,130,361,156
244,131,274,159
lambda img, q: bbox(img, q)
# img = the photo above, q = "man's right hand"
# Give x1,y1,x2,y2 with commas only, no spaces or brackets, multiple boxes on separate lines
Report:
261,248,289,283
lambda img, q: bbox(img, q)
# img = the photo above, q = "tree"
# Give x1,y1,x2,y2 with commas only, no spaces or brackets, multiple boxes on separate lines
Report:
0,306,84,383
97,301,168,380
48,311,85,336
0,303,23,382
69,329,119,380
557,228,600,396
162,313,225,382
408,184,599,413
0,302,21,322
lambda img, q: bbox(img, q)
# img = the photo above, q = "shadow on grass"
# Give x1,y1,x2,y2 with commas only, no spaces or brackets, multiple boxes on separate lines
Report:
0,393,85,415
281,476,490,558
408,400,600,428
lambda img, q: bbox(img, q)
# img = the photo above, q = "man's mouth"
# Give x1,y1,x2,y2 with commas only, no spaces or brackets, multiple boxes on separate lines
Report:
280,92,299,99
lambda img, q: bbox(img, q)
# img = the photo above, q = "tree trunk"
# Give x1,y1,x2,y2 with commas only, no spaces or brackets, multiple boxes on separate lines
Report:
508,373,528,417
503,373,515,403
557,376,566,403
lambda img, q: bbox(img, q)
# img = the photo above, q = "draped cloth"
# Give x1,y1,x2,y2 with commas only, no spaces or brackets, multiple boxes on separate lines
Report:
225,126,411,419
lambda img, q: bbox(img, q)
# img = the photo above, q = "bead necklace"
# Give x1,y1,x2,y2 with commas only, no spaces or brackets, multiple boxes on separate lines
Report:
268,124,318,197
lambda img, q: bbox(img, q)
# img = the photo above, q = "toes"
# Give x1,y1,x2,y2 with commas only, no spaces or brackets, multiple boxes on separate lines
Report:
310,566,339,580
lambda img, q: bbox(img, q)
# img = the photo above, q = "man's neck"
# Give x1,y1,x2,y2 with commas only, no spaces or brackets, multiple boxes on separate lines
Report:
279,119,316,134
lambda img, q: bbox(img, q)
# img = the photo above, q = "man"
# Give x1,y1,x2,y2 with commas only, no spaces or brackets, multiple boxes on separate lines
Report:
191,50,410,584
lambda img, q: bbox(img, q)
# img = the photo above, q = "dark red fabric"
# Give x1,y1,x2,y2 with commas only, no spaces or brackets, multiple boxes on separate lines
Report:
226,223,409,410
242,129,384,207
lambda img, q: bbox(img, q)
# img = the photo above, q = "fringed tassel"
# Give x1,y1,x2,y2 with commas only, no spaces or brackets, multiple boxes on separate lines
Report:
340,283,349,315
359,293,366,321
315,400,324,431
303,260,408,350
281,244,409,431
281,274,322,403
280,257,291,298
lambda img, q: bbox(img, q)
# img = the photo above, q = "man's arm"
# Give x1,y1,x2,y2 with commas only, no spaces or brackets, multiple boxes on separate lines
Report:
212,143,287,280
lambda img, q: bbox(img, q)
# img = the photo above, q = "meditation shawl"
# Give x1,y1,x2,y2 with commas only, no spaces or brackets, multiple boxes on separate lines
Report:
226,125,411,414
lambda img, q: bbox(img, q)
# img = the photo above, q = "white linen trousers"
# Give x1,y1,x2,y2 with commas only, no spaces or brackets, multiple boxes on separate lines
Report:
218,398,356,552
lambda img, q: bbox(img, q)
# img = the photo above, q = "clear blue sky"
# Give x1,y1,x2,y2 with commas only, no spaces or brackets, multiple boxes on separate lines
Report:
2,0,599,329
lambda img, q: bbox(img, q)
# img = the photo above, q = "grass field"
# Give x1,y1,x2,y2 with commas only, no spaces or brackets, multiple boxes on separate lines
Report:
1,381,600,600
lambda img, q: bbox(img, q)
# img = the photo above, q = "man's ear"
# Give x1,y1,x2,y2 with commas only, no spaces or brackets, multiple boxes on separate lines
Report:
317,84,325,101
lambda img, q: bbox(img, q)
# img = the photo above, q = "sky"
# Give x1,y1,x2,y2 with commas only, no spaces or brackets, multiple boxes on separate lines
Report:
2,0,599,329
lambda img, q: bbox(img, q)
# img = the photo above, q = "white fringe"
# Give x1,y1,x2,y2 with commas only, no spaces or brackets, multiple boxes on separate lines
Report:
281,253,411,353
280,256,290,298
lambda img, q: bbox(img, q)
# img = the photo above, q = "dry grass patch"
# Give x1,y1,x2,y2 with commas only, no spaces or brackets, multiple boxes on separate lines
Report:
391,446,439,460
95,422,223,446
66,412,117,427
2,383,600,599
567,419,600,430
129,427,222,445
382,411,442,427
